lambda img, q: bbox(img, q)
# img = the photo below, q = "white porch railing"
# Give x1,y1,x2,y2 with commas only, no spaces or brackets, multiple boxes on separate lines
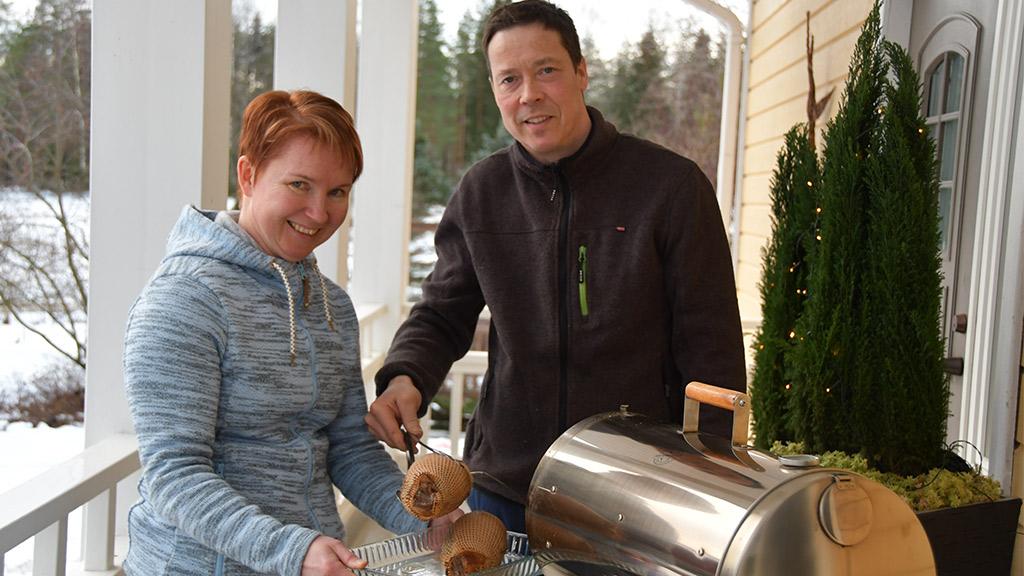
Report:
0,434,138,576
433,351,488,458
363,302,488,458
356,302,390,386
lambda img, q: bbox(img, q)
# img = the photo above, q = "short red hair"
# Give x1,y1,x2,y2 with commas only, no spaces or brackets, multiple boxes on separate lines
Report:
238,90,362,182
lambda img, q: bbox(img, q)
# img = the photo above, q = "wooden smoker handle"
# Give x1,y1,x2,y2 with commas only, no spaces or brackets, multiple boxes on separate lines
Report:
686,381,748,411
683,381,751,446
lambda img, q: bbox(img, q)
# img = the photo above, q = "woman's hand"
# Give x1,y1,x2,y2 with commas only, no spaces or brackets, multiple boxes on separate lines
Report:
301,535,368,576
428,507,465,531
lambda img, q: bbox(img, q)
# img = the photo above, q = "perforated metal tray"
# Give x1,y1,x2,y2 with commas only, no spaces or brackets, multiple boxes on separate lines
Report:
353,526,538,576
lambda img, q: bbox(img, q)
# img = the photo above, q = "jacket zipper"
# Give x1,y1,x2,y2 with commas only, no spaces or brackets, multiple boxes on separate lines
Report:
299,263,310,309
556,170,571,432
577,245,589,317
292,294,323,533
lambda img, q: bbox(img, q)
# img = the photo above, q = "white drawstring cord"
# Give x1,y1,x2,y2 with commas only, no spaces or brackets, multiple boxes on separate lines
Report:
269,260,298,366
310,260,335,331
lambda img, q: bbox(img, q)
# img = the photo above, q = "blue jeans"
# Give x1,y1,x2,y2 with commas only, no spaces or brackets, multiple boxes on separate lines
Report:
468,486,526,534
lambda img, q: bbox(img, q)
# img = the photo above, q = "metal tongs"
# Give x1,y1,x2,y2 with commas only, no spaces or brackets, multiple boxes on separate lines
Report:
401,427,457,468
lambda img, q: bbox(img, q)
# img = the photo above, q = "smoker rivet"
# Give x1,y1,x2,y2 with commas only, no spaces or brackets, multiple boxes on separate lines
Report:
551,485,558,493
617,513,624,522
697,548,705,557
738,399,747,407
546,541,552,549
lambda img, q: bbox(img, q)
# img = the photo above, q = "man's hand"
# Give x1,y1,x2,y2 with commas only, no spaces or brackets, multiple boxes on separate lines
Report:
301,535,367,576
365,375,423,450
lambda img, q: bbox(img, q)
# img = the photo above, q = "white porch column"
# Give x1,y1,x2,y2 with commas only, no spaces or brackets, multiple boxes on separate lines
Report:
87,0,230,560
274,0,358,287
961,0,1024,490
350,1,419,368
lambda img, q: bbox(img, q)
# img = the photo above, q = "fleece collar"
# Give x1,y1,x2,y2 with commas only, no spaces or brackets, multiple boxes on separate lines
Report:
509,106,620,188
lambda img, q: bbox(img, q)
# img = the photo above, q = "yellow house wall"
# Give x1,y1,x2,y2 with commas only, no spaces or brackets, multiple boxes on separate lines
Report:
736,0,874,322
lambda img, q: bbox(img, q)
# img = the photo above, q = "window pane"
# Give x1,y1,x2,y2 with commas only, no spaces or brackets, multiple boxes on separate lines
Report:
928,63,944,117
938,184,953,251
940,120,959,181
945,53,964,114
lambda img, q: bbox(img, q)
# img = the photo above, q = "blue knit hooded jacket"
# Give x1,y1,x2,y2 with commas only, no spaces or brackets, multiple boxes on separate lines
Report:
123,206,423,576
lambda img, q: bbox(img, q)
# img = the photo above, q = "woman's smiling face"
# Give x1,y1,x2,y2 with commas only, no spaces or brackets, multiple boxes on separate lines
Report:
237,134,354,263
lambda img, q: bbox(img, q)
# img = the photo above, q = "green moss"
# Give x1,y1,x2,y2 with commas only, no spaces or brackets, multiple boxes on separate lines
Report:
771,441,1002,512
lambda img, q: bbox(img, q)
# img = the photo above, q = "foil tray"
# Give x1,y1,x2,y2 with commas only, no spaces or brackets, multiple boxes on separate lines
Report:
353,526,538,576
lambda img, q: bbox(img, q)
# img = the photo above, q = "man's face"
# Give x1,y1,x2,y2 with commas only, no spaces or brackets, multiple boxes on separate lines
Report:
487,23,591,165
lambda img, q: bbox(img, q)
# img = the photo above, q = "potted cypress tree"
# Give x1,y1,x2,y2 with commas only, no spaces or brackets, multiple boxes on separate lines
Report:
750,125,817,449
750,3,1020,573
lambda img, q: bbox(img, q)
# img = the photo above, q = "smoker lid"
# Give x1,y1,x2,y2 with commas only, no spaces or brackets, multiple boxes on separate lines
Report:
719,470,934,576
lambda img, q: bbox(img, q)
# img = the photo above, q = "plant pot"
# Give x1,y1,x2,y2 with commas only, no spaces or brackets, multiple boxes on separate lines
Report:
916,498,1021,575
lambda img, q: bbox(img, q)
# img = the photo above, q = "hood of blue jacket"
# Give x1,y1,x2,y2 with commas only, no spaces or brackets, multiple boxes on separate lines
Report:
163,205,316,276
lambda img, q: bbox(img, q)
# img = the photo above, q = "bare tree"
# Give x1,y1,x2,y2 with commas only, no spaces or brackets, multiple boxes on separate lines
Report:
0,0,90,369
0,191,88,368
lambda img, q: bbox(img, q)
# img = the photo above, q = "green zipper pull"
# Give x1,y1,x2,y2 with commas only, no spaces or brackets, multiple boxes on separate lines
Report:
578,245,589,317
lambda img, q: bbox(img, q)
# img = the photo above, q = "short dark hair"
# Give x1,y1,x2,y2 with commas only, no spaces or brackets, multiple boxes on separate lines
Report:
482,0,583,71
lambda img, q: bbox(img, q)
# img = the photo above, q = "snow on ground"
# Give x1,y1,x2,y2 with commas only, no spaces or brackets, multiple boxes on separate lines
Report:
0,312,80,391
1,189,89,574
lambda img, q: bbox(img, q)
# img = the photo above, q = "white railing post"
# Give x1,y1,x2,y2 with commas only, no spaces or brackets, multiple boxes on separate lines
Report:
32,518,67,576
356,303,389,401
449,375,465,458
441,351,488,457
83,487,116,570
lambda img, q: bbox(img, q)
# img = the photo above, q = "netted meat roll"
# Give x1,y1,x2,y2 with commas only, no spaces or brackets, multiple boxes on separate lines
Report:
441,511,507,576
398,453,472,520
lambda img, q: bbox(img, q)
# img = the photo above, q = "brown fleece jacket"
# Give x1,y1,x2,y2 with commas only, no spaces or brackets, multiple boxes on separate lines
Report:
376,107,746,505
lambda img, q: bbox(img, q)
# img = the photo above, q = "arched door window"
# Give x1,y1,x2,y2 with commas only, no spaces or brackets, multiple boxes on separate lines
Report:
922,44,973,347
924,51,965,254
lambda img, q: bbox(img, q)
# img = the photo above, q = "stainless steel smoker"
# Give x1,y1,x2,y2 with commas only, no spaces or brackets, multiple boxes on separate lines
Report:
526,382,936,576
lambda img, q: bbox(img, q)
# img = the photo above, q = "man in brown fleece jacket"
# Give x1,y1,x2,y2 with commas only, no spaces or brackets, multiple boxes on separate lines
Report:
366,0,746,533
